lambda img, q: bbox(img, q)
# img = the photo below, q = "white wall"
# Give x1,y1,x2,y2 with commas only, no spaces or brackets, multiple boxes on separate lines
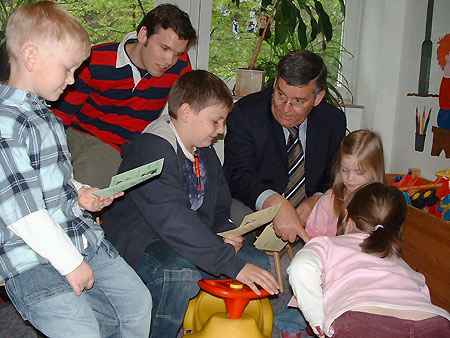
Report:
343,0,450,180
392,0,450,180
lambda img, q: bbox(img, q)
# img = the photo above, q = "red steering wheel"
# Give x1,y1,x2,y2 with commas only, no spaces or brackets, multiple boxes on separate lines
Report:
198,279,270,319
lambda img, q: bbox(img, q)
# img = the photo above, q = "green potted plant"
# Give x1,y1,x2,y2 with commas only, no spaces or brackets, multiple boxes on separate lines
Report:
235,13,274,97
234,0,351,108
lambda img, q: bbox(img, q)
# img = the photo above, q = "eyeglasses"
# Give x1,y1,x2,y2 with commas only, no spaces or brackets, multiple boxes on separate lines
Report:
272,91,313,110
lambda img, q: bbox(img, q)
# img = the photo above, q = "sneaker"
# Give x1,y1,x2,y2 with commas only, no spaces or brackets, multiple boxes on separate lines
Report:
280,333,301,338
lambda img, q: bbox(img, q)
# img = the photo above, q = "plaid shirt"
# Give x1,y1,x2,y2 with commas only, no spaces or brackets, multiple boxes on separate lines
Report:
0,84,103,282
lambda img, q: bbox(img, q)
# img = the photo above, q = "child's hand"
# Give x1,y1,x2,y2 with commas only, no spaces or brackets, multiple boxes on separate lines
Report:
236,263,279,295
223,235,243,254
65,261,95,296
77,187,124,212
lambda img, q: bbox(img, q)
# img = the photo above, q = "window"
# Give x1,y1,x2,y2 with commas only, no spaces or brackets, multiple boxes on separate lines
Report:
63,0,155,44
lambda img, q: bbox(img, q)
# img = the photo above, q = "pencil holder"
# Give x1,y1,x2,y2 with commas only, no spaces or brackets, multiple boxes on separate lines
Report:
415,133,426,152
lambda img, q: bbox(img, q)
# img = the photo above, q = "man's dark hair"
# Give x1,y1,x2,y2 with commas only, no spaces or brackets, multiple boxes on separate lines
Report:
137,4,197,49
275,49,327,95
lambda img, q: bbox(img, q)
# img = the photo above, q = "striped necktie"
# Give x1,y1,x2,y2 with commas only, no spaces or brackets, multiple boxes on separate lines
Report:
285,126,306,208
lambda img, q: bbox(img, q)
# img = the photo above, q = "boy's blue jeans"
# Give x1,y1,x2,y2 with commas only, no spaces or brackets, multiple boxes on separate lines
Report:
137,236,270,338
5,240,152,338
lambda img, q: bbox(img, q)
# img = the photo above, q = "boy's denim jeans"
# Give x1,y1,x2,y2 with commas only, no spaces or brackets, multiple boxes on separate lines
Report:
137,236,270,338
6,240,152,338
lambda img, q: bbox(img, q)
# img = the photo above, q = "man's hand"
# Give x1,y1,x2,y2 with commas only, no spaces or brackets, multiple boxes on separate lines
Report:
263,194,305,243
78,187,124,212
296,194,321,226
65,261,94,296
224,235,243,255
236,263,279,295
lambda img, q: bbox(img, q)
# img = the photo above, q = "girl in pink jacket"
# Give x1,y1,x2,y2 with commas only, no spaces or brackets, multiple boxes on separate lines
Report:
290,183,450,337
305,129,385,240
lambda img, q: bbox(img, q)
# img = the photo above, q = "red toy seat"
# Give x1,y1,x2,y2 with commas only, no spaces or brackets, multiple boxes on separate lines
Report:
198,279,270,319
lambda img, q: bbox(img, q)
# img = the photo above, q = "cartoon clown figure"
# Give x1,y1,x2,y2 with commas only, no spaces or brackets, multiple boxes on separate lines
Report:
437,34,450,129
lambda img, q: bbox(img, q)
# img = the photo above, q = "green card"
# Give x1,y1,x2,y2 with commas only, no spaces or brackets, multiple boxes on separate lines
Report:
93,158,164,198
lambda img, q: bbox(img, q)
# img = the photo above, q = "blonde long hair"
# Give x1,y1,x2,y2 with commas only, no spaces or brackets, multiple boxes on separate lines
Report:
332,130,386,217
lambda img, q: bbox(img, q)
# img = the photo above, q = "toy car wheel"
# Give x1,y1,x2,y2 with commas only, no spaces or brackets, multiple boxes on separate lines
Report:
423,188,440,206
411,191,425,209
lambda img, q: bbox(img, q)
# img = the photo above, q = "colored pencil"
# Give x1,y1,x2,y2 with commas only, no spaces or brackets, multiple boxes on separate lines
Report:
416,107,419,134
424,108,431,134
421,107,425,134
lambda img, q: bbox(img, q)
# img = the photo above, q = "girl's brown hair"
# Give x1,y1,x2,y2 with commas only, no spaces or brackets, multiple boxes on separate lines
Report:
332,129,386,218
337,182,407,258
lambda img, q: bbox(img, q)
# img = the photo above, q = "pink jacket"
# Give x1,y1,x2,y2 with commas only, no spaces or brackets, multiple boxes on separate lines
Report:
305,190,338,238
289,233,450,336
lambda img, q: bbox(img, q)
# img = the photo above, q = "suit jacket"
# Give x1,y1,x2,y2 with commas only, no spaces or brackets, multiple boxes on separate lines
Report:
223,87,346,210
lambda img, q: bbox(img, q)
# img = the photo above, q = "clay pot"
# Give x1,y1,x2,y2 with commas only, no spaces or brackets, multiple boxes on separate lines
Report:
235,68,265,97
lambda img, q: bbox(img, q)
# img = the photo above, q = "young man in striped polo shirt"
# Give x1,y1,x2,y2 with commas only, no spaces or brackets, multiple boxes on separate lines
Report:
52,4,197,188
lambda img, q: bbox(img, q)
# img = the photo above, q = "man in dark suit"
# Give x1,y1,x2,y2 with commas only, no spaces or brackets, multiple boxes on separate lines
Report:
224,50,346,243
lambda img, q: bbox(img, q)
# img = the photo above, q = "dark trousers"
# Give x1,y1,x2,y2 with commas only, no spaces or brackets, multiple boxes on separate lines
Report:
332,311,450,338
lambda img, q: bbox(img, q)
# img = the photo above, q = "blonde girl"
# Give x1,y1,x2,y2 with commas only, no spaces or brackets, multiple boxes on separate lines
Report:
276,129,386,338
305,129,385,239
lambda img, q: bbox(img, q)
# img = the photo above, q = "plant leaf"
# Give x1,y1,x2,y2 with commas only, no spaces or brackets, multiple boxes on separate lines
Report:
284,0,300,33
326,81,345,110
262,0,273,8
281,0,291,15
310,16,319,42
315,0,333,41
274,2,288,45
295,0,307,10
297,16,308,49
274,19,289,45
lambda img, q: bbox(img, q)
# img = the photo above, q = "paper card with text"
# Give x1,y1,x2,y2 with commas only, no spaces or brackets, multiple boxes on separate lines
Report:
93,158,164,198
217,203,281,237
254,224,288,251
